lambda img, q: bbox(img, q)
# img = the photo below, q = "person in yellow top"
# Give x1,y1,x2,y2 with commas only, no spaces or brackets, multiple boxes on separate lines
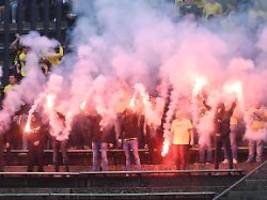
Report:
46,45,64,66
171,110,193,170
203,0,223,19
3,74,17,95
16,46,29,78
246,107,266,163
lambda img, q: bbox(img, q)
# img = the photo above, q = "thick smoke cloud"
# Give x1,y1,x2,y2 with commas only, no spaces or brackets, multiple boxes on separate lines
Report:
1,0,267,147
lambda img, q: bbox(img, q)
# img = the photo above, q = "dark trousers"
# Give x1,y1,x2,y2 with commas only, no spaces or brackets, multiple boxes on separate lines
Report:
27,143,44,172
172,144,189,170
52,139,69,172
214,135,233,169
0,136,4,171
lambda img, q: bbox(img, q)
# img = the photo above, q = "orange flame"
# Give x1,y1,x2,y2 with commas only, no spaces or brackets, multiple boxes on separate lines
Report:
161,140,170,157
46,94,55,110
80,100,86,111
129,96,136,109
24,115,32,133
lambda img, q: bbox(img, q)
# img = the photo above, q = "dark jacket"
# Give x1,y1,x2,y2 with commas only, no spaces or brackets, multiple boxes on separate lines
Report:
27,119,46,148
214,102,236,137
121,111,141,140
180,4,202,18
90,115,113,143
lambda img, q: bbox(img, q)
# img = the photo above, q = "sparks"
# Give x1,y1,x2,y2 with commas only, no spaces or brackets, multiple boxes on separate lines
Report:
129,95,136,109
161,140,170,157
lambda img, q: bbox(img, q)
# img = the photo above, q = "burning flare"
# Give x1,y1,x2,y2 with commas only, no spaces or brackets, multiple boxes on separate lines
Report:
193,76,208,97
80,100,86,111
161,140,170,157
129,95,136,109
223,81,243,102
24,115,32,133
46,94,56,110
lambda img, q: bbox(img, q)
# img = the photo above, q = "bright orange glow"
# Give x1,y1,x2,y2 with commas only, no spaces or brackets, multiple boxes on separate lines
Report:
129,96,136,109
46,94,56,110
161,140,170,157
193,76,207,96
80,100,86,111
24,115,32,133
223,81,243,102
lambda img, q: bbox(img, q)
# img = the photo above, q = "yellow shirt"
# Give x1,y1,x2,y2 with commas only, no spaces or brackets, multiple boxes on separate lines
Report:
4,84,13,94
203,2,222,18
46,46,64,65
171,118,192,145
230,116,238,125
19,51,27,77
251,120,265,131
193,0,204,8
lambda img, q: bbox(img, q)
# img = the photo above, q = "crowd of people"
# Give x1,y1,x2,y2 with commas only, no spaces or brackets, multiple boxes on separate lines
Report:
0,67,267,172
175,0,267,21
0,0,266,173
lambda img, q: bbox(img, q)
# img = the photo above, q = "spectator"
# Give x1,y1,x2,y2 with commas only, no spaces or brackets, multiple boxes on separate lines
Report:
52,113,69,172
90,113,113,171
0,126,12,171
246,106,267,163
203,0,223,19
119,108,142,171
214,101,236,169
179,0,203,19
16,46,29,78
171,110,193,170
45,44,64,67
222,112,242,164
26,112,46,172
4,74,17,94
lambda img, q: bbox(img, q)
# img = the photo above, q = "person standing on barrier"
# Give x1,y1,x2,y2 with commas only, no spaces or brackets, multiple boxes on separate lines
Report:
26,112,46,172
214,101,236,170
171,110,193,170
52,113,69,172
119,108,142,171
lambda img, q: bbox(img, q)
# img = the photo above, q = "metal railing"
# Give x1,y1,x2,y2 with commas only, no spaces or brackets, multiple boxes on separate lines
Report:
213,160,267,200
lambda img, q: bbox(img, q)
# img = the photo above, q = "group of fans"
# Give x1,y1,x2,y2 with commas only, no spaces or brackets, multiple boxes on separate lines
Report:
0,0,266,173
0,65,267,172
175,0,267,21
